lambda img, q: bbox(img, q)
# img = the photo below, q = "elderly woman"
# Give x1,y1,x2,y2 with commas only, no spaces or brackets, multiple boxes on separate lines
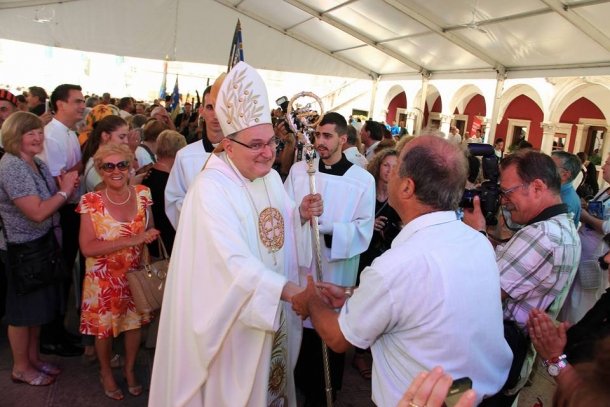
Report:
81,115,129,192
134,119,168,167
142,130,186,254
78,144,159,400
0,112,78,386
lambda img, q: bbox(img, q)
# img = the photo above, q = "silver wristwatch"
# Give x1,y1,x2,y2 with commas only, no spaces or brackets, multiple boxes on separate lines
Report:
543,354,567,377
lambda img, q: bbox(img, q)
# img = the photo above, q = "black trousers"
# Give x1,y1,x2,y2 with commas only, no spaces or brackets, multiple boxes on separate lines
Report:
41,203,80,344
479,320,528,407
294,328,345,407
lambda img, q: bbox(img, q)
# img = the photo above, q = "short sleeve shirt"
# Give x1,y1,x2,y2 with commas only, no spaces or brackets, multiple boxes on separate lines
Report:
0,154,58,248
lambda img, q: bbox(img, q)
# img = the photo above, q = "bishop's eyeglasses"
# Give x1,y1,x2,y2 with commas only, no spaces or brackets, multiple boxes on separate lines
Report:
230,136,280,151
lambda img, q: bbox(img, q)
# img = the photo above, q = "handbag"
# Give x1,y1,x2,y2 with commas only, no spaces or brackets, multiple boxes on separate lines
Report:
5,229,66,295
126,238,169,314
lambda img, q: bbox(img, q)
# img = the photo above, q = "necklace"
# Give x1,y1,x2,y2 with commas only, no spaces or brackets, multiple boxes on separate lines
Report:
105,188,131,205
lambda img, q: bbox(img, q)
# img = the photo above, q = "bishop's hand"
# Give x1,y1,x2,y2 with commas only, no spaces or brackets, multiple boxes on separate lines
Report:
291,275,318,320
316,281,348,308
299,193,323,223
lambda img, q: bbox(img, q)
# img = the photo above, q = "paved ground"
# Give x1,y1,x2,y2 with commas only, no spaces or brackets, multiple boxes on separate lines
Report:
0,317,553,407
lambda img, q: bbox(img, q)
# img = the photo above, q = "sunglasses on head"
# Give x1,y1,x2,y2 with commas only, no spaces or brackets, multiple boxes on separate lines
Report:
100,160,130,173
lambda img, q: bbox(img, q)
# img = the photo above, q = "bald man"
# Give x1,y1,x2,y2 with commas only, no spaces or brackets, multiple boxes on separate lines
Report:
292,136,512,406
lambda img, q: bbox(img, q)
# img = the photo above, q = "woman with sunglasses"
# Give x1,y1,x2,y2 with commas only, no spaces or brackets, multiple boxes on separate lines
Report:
77,143,159,400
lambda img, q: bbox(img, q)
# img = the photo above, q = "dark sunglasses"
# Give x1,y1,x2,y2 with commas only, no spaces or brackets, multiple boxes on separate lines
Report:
100,160,130,173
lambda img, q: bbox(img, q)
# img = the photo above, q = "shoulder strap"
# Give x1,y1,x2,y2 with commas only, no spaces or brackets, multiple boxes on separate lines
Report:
140,144,157,163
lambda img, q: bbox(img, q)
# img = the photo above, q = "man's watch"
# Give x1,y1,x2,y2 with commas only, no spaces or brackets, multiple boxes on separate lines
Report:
543,354,568,377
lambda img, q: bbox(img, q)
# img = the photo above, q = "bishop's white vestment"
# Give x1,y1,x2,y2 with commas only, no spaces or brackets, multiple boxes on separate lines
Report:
150,152,307,407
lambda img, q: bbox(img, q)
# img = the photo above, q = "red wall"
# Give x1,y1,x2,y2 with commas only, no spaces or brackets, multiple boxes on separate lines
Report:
431,95,442,112
464,94,486,137
559,97,605,152
385,92,407,124
495,95,543,148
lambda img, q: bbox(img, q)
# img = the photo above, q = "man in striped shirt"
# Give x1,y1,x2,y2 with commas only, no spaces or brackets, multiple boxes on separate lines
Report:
464,149,581,406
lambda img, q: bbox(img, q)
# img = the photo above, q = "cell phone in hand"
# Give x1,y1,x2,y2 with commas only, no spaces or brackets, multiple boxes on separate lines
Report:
445,377,472,407
136,163,153,175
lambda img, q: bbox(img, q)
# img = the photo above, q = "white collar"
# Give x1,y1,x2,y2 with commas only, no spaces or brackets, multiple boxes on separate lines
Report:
394,211,459,246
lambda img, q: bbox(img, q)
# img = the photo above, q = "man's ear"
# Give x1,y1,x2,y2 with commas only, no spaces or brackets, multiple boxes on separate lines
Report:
530,178,547,195
397,177,415,200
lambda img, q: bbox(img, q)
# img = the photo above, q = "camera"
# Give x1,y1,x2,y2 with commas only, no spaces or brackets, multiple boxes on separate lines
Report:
274,96,292,134
460,143,500,226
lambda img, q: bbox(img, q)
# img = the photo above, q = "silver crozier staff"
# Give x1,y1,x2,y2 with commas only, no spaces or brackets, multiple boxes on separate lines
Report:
287,92,333,407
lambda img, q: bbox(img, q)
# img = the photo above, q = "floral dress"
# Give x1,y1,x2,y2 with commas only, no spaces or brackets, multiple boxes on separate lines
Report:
77,185,153,339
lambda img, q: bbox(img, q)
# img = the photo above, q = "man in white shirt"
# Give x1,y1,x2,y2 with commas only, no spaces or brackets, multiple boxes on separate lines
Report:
38,84,86,357
293,136,512,407
164,85,224,229
447,125,462,144
342,124,368,169
360,120,383,160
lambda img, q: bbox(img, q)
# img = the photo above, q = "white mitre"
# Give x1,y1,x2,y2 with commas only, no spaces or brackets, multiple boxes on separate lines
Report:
215,61,271,137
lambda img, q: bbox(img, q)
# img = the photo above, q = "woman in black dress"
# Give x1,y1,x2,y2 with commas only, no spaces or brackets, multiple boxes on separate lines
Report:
143,130,186,254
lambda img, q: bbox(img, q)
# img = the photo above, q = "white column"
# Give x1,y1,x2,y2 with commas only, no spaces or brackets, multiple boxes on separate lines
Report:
440,114,452,137
406,111,416,135
368,77,379,119
414,73,430,135
540,122,556,155
573,124,586,153
487,70,506,143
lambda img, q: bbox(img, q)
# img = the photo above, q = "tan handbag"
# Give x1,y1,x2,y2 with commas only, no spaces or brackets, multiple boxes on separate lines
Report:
126,238,169,314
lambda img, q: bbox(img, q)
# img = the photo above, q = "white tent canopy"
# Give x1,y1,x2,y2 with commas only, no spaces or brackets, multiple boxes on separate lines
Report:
2,0,610,81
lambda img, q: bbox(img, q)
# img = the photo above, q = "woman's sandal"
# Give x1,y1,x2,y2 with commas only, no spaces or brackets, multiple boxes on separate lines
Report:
123,369,143,397
352,354,372,380
11,371,55,386
100,375,124,401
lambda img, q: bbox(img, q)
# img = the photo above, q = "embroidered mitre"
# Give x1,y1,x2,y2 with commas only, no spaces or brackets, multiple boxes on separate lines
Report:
215,61,271,137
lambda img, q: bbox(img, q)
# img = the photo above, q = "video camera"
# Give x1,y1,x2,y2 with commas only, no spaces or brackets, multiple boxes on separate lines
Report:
460,143,500,226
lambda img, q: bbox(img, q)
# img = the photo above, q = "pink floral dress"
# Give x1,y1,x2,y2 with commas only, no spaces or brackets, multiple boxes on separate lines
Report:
77,185,153,339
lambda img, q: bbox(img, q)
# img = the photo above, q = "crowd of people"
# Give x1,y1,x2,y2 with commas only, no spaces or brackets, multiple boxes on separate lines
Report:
0,62,608,407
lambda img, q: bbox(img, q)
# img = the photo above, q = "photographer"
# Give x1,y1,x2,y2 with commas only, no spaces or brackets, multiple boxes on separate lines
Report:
463,149,581,406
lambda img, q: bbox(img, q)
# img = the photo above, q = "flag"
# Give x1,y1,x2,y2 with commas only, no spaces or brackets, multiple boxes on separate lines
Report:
227,19,244,72
470,116,482,137
159,56,168,100
170,75,180,118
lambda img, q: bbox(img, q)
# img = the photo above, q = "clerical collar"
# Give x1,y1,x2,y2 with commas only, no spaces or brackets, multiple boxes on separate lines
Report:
318,154,352,176
201,130,215,152
526,203,568,226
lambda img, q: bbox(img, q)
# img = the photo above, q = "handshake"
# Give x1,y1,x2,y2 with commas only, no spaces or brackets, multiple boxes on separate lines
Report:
291,275,352,320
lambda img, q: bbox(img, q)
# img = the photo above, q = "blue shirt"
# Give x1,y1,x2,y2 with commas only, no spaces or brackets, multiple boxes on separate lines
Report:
560,182,581,228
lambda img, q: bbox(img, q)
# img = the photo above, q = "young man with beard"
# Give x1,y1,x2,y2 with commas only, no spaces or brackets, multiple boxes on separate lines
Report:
285,112,375,405
164,85,224,229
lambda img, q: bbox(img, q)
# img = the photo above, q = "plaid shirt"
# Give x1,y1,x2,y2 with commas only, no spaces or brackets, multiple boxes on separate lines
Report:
497,211,580,331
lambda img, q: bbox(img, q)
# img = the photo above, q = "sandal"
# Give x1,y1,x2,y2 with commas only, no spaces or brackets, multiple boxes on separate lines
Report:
34,362,61,376
100,374,124,401
352,354,372,380
123,369,143,397
11,371,55,386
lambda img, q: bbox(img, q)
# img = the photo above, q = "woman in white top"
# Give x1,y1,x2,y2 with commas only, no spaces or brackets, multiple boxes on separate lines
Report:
81,115,129,192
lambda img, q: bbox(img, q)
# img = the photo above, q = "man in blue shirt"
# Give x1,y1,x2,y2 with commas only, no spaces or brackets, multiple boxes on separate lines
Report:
552,151,582,228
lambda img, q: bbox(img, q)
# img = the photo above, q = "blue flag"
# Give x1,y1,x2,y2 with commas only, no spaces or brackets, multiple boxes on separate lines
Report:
227,19,244,72
170,75,180,112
